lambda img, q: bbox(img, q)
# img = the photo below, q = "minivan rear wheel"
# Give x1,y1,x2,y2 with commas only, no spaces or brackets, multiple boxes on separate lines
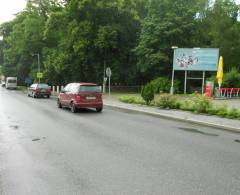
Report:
70,102,77,113
57,99,62,108
96,107,103,113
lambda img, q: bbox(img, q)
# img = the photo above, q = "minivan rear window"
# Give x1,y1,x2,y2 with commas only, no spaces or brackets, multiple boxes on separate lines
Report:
8,79,17,83
38,84,49,89
79,86,101,93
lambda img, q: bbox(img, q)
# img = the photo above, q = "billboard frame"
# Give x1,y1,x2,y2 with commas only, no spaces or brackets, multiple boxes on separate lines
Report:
170,48,219,94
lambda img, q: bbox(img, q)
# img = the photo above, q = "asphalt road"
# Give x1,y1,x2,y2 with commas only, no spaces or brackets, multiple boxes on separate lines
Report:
0,87,240,195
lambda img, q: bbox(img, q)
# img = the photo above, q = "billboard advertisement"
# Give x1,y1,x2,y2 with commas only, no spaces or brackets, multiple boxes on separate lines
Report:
173,48,219,71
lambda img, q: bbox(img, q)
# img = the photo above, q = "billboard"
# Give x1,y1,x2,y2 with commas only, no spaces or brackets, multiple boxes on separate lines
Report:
173,48,219,71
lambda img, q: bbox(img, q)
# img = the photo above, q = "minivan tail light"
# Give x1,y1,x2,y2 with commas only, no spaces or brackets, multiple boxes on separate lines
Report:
76,95,81,101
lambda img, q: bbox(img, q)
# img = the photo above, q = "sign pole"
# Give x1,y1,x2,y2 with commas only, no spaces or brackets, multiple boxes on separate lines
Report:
202,71,205,95
184,71,187,94
109,76,111,96
170,68,175,95
106,67,112,96
103,60,106,93
37,53,40,83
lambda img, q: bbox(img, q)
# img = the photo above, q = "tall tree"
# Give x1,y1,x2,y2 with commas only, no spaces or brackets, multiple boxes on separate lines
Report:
134,0,208,82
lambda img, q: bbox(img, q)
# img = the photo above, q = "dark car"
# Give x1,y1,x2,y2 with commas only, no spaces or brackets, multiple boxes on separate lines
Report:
28,83,51,98
1,81,5,87
57,83,103,113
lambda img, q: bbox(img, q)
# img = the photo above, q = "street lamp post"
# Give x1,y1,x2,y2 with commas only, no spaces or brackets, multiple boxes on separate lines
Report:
170,46,178,95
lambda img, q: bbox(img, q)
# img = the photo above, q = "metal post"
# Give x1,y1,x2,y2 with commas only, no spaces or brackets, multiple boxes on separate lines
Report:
103,60,106,93
170,68,175,95
184,71,187,94
109,76,111,96
37,53,40,83
202,71,205,95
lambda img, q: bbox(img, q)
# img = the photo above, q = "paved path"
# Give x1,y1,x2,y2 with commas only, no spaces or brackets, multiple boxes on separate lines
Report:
214,98,240,109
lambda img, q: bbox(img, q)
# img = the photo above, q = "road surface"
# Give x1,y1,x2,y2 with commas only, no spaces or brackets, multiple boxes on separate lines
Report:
0,87,240,195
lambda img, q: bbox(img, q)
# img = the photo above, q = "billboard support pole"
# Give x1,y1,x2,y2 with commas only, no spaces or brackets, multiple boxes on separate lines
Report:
184,71,187,94
170,68,175,95
202,71,205,95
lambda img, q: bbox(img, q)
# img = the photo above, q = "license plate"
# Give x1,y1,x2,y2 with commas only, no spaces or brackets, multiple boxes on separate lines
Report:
86,96,96,100
41,89,46,92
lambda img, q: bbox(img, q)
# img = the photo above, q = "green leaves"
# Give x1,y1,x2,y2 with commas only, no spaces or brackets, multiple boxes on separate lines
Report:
0,0,240,87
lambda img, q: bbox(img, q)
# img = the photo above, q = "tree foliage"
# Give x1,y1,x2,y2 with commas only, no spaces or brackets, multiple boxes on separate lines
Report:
0,0,239,86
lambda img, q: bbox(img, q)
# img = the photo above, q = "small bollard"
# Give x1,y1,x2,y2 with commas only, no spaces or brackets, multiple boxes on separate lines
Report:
52,86,55,94
57,86,59,94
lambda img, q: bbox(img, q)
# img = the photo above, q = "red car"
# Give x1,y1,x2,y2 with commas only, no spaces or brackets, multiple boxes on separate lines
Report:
27,83,51,98
57,83,103,113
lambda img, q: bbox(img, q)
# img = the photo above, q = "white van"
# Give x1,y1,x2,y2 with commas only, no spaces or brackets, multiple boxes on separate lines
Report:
6,77,17,89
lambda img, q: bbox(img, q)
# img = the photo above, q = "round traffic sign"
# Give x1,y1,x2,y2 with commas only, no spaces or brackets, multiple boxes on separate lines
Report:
106,67,112,77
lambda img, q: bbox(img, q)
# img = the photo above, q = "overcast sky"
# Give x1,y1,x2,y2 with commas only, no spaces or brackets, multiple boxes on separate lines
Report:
0,0,26,25
0,0,239,25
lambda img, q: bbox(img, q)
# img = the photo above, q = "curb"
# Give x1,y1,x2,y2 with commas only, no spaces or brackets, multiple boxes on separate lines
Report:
104,103,240,134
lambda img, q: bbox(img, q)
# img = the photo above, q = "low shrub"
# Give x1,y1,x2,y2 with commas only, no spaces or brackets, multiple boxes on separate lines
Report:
190,93,213,113
154,94,178,109
119,91,240,120
206,105,218,115
226,108,240,119
119,95,145,105
215,105,228,117
141,83,154,105
179,99,195,112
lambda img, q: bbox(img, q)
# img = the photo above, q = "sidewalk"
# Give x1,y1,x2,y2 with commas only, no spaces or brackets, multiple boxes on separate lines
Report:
103,95,240,133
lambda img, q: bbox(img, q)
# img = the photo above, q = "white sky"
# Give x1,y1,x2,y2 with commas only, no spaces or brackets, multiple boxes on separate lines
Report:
0,0,26,25
0,0,239,25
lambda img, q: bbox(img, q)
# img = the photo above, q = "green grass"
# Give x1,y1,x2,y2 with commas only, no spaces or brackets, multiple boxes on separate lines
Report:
16,86,27,91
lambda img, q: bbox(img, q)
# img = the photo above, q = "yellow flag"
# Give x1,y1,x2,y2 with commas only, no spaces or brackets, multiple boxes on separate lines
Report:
217,56,223,85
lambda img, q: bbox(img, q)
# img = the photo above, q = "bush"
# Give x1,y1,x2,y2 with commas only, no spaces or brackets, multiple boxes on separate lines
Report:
190,93,213,113
222,68,240,88
226,108,240,119
150,77,170,94
215,105,228,117
119,95,145,105
206,105,218,115
141,83,154,105
179,100,195,112
150,77,180,94
155,94,178,109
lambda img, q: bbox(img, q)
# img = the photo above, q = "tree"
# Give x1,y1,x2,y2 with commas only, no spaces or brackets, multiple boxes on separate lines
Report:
134,0,208,82
195,0,240,70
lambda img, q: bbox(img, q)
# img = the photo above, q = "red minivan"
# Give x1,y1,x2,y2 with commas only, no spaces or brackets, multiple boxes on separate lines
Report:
57,83,103,113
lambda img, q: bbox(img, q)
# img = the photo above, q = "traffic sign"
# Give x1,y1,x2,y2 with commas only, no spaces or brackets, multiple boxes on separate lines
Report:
106,67,112,77
37,72,43,78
